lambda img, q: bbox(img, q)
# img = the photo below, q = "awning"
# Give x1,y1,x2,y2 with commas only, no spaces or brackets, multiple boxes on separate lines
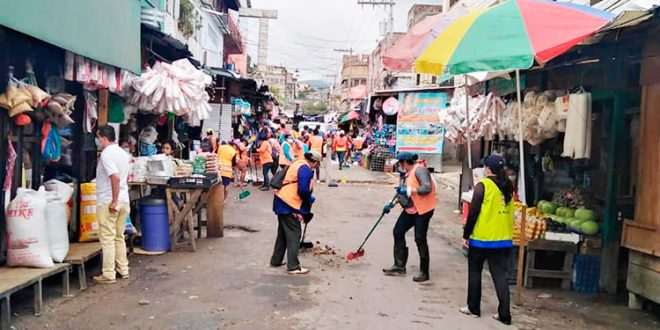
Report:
0,0,142,73
224,0,241,11
340,111,360,123
205,66,242,81
142,24,194,64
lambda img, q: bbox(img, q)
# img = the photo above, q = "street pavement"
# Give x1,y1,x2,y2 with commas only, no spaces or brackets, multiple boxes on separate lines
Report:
12,165,659,330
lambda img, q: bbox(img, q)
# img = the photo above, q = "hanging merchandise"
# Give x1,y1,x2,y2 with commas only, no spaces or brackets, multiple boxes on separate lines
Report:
126,59,212,124
64,51,134,93
562,90,592,159
6,187,54,268
83,90,97,133
382,97,399,116
41,122,62,162
3,140,17,192
108,94,126,123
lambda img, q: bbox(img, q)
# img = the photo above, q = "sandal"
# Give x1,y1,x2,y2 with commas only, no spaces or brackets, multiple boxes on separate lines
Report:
287,268,309,275
459,306,480,318
492,314,512,325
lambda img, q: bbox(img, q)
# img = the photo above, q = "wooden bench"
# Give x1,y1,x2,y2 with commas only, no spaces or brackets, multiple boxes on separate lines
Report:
63,243,102,290
524,239,578,290
0,264,71,330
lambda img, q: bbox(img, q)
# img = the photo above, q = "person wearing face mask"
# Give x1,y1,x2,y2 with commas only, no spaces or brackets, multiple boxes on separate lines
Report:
280,134,295,169
93,125,131,284
382,152,437,283
459,154,514,325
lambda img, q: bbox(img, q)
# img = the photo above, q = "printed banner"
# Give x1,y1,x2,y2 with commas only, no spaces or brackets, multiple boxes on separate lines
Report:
396,92,447,154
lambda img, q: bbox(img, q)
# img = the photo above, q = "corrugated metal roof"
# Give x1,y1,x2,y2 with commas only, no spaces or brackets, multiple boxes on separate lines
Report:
459,0,499,9
565,0,659,15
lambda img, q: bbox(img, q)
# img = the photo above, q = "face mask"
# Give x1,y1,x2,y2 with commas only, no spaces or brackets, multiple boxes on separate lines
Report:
508,175,517,181
122,147,130,153
287,139,294,144
95,137,101,149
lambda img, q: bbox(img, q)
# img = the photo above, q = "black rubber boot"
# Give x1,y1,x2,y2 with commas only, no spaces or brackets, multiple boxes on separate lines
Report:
383,246,408,276
413,245,430,282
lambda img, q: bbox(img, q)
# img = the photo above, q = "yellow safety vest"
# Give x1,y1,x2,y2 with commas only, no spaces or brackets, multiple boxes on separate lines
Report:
217,145,237,178
469,178,514,248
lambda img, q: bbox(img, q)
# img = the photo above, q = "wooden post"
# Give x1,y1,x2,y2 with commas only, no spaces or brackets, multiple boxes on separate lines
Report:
515,205,527,306
206,184,225,237
600,49,626,295
98,89,109,125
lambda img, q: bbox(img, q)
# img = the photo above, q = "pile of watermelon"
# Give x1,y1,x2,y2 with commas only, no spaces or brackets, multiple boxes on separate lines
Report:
537,200,599,235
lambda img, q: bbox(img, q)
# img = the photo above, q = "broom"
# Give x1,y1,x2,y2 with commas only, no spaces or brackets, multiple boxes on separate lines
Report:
346,193,398,261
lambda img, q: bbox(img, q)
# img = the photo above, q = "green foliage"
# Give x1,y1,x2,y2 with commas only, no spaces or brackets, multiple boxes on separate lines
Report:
179,0,195,38
270,86,283,102
303,100,329,115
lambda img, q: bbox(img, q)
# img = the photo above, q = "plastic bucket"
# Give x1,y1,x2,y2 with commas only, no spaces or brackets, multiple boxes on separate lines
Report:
139,198,170,251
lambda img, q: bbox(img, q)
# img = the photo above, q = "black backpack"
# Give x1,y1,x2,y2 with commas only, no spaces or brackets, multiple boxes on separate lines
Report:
270,165,297,189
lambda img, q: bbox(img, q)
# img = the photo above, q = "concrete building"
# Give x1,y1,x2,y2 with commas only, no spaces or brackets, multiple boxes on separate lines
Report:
341,54,370,89
407,4,444,28
368,33,414,93
252,65,298,107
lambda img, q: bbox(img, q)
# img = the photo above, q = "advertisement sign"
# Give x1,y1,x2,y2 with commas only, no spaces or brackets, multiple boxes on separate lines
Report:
395,92,447,154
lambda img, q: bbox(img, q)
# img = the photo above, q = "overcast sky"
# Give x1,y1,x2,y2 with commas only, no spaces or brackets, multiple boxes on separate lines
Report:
241,0,440,82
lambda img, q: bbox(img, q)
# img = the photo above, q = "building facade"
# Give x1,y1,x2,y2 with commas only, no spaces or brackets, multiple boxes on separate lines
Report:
368,33,414,93
252,65,298,107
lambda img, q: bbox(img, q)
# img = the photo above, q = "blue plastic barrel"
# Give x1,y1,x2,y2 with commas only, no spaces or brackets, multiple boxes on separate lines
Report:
139,198,170,251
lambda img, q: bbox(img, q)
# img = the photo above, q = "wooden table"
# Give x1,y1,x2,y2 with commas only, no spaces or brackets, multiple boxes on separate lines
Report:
0,264,71,330
63,243,102,290
524,239,578,290
129,181,222,252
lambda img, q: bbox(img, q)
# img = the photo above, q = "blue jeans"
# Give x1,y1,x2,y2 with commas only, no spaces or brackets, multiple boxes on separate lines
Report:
337,151,346,169
262,163,273,187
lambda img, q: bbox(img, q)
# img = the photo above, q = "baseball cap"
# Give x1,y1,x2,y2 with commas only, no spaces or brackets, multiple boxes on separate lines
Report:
206,129,214,134
396,152,417,161
305,150,322,162
484,154,505,171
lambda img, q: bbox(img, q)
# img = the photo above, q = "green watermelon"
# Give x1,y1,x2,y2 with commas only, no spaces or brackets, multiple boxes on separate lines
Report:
556,207,568,217
580,221,599,235
564,208,575,218
575,208,596,222
542,202,559,215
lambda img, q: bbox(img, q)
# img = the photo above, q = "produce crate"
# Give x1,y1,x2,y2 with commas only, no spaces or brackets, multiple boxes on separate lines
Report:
572,254,600,293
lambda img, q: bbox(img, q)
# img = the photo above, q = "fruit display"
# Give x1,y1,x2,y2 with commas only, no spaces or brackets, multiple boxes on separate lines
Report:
551,187,589,209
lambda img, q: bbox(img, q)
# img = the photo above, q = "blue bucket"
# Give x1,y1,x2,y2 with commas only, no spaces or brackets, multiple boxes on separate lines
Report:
139,198,170,251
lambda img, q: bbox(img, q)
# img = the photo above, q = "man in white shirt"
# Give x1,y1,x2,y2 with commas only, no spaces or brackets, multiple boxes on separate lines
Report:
93,125,131,284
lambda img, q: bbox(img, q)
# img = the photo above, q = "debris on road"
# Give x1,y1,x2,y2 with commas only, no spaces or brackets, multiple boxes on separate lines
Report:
139,300,150,306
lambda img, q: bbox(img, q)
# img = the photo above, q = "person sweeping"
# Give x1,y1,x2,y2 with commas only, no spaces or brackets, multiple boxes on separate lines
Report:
459,154,514,325
270,151,322,275
382,152,436,282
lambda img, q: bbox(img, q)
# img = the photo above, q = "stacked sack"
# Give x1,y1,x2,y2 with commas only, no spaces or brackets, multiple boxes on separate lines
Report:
0,84,49,126
174,159,193,177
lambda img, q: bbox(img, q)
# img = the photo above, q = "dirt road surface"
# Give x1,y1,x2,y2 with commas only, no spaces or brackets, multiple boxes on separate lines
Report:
11,168,659,330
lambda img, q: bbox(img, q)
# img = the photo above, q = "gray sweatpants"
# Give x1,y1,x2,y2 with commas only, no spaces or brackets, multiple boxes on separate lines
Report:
270,214,302,271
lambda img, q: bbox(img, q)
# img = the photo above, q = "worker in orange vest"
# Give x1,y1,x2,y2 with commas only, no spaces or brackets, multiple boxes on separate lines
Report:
333,130,349,170
270,150,322,275
382,152,437,282
307,128,324,181
256,136,274,191
217,141,238,202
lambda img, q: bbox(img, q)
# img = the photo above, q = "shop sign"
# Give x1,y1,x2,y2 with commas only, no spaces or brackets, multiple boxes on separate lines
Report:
396,92,447,154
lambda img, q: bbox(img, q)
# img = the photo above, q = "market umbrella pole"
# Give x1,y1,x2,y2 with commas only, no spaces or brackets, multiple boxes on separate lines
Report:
464,75,472,169
514,69,528,306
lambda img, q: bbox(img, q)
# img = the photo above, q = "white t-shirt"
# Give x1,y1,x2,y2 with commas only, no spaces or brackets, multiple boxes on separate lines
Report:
96,144,130,204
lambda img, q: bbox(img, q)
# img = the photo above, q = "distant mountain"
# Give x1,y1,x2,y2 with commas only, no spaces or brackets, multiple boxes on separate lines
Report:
300,80,330,90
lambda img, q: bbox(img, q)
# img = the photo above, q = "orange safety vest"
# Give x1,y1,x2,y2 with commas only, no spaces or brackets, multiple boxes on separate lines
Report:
275,160,314,210
280,142,292,166
407,163,437,215
217,145,237,178
308,135,323,153
335,136,348,151
258,140,273,164
353,138,364,150
295,142,306,160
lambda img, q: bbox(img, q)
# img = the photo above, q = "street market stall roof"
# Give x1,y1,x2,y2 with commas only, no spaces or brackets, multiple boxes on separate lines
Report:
340,110,360,124
142,24,195,65
0,0,142,73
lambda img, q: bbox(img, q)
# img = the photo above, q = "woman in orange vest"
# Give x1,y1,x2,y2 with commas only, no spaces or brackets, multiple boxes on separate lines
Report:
383,152,437,282
270,151,322,275
333,130,349,170
217,142,238,202
307,128,324,181
256,136,274,191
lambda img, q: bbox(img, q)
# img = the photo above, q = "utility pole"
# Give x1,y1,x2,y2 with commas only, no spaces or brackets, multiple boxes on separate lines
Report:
358,0,395,46
334,48,353,111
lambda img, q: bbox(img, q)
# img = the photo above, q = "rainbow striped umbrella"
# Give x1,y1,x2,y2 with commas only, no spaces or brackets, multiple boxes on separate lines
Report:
415,0,615,75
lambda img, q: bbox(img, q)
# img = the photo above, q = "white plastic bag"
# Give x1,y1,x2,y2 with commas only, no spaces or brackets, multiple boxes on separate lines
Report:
45,191,70,262
6,188,54,268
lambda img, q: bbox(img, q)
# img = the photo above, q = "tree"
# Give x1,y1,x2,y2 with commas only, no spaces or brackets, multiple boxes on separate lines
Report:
270,86,283,103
